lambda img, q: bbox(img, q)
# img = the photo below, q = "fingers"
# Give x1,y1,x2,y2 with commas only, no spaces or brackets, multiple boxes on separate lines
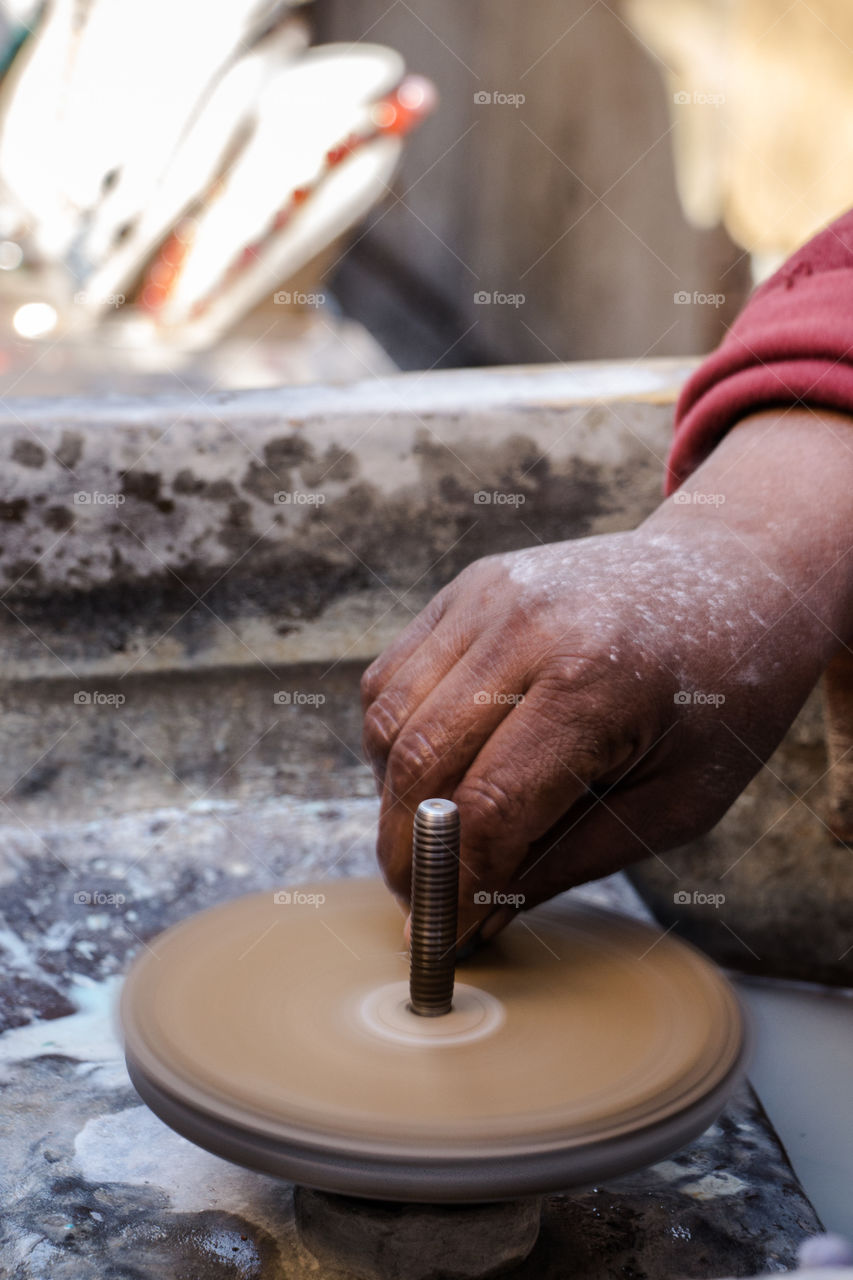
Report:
373,637,531,898
361,590,450,715
361,596,468,791
448,679,631,940
404,779,659,953
495,767,705,927
374,666,632,937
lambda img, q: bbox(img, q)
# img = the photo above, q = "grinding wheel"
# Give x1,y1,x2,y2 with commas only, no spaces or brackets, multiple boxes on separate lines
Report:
121,878,748,1202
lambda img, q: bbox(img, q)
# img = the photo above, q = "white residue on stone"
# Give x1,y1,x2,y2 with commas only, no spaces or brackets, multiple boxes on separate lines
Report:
682,1171,748,1199
0,925,38,971
0,974,125,1088
187,798,241,815
653,1160,688,1182
37,919,78,953
74,1105,259,1214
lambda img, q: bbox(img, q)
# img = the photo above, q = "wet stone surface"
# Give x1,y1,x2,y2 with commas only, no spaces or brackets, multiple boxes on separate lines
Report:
293,1189,544,1279
0,798,822,1278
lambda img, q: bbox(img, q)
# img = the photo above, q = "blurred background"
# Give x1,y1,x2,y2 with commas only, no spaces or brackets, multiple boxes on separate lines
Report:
1,0,853,394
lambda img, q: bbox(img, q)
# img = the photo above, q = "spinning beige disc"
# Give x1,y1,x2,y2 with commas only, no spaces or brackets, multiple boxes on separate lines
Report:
121,877,748,1201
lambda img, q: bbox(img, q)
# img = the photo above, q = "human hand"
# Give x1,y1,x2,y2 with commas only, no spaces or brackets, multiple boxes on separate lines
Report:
362,409,853,945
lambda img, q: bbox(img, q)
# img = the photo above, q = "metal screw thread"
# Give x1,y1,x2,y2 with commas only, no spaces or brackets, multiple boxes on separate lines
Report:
409,798,460,1017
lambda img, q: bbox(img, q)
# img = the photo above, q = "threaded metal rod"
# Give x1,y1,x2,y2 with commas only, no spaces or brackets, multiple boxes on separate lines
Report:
409,798,460,1017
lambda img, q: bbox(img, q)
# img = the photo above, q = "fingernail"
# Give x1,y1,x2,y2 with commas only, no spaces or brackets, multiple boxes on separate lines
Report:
479,907,516,942
455,907,516,959
455,929,483,961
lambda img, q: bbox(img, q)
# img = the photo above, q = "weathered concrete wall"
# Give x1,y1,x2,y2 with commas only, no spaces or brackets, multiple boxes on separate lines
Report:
0,362,685,676
0,360,849,983
0,361,683,831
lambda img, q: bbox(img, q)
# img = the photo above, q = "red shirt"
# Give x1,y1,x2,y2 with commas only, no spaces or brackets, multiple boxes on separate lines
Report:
666,208,853,492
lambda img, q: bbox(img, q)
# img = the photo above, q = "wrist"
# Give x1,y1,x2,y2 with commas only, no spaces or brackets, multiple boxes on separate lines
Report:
644,407,853,652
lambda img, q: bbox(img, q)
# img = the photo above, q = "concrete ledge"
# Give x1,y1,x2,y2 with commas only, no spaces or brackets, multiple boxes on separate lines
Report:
0,360,689,679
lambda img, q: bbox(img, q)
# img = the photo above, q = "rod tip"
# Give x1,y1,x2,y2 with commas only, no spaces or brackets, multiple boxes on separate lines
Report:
416,797,459,820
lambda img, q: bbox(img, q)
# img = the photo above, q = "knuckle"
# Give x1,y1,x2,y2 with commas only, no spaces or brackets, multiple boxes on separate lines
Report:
539,652,601,695
455,775,517,841
387,729,443,796
360,662,383,709
564,726,609,779
363,689,409,759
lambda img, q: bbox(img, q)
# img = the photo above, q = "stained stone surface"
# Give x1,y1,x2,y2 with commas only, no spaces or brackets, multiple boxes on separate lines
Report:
0,360,688,678
0,797,822,1278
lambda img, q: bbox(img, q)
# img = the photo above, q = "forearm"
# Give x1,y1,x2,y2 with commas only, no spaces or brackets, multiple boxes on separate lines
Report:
645,407,853,655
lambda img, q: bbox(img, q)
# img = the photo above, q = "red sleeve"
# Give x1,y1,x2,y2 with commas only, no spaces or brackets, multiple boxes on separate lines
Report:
665,208,853,493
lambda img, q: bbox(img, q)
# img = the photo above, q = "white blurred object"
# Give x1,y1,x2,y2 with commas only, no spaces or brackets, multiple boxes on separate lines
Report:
0,0,433,346
13,298,56,335
624,0,853,266
799,1237,853,1269
710,1235,853,1280
714,1271,853,1280
722,1273,853,1280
